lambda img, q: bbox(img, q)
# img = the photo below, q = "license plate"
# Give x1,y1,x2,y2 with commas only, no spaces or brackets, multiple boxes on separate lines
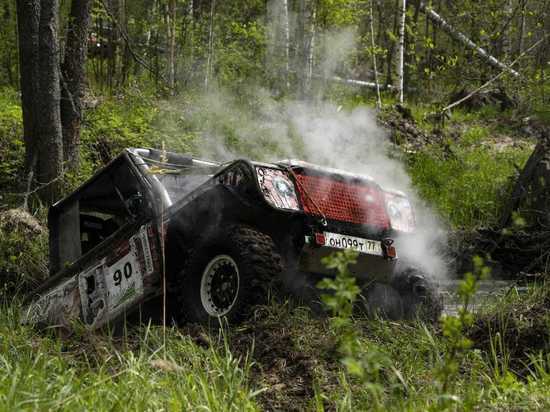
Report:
324,232,383,257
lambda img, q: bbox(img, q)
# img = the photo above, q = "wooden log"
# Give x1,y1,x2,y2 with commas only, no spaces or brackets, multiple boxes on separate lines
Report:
313,73,396,90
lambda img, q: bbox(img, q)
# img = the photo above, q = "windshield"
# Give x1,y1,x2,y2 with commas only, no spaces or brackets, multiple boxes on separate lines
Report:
154,172,213,204
140,153,220,206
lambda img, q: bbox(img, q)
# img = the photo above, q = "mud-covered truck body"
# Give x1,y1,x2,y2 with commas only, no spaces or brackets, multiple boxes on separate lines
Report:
24,148,439,329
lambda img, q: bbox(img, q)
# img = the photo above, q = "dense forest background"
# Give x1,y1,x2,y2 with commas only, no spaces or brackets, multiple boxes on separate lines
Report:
1,0,549,207
0,1,550,410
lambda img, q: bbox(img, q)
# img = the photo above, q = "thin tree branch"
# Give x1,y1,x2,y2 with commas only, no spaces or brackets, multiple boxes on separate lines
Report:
441,36,547,114
98,0,174,91
2,169,66,198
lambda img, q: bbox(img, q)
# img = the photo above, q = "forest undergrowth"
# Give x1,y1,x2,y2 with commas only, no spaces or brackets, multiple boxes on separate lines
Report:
0,259,548,411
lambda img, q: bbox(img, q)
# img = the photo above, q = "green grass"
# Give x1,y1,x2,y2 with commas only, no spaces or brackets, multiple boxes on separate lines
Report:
0,303,259,411
407,144,531,229
0,289,549,411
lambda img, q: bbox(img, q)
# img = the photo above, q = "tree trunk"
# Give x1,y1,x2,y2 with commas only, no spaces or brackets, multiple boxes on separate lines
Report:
369,0,382,108
503,0,513,59
204,0,215,91
15,0,40,181
397,0,406,103
60,0,93,172
517,0,527,56
385,0,399,87
315,74,395,90
106,0,119,91
119,0,131,86
306,2,316,94
500,131,550,229
297,0,315,98
37,0,63,203
282,0,290,90
167,0,177,93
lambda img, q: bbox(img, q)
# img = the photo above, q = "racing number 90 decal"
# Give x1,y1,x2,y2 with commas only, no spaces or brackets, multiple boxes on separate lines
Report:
113,262,133,286
106,250,143,311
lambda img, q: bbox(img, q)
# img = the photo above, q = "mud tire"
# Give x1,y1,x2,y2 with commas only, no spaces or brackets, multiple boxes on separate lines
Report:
174,225,282,326
391,267,443,323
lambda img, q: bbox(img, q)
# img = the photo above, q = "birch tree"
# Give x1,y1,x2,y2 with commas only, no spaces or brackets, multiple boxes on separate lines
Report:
369,0,382,108
166,0,177,93
398,0,406,103
297,0,316,97
204,0,216,91
282,0,290,90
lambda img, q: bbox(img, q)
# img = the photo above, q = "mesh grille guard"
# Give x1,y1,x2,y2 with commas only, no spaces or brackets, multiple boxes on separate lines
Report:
294,172,390,230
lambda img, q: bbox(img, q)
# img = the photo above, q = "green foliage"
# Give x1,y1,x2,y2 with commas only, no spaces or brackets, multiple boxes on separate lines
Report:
461,125,490,147
0,89,24,194
318,250,391,407
80,93,196,178
214,21,267,87
0,2,17,87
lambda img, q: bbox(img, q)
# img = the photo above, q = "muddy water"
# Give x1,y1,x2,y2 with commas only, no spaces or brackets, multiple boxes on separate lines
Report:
439,280,523,316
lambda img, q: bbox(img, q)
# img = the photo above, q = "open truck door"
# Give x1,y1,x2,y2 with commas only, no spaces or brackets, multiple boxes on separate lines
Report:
24,153,162,329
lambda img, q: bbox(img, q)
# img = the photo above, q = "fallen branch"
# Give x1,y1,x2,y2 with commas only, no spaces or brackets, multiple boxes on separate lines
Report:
314,73,395,90
419,2,520,78
2,171,66,199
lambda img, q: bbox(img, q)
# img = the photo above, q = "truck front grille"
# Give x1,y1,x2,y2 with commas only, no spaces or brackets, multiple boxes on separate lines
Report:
295,173,390,230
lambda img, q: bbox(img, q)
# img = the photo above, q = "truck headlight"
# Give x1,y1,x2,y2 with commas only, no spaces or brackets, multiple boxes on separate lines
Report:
385,191,415,233
256,167,300,211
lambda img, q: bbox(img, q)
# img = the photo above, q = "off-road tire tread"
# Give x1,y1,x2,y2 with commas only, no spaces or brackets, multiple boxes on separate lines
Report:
173,225,282,325
391,268,443,323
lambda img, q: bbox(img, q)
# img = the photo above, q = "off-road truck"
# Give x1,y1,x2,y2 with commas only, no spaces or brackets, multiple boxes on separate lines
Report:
23,148,441,329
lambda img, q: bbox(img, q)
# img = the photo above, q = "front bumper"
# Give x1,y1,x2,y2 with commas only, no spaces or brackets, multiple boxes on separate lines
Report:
297,238,398,281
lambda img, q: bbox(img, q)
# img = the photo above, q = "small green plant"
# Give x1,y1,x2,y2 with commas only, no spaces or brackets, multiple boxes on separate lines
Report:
318,250,390,408
436,256,490,406
461,125,489,147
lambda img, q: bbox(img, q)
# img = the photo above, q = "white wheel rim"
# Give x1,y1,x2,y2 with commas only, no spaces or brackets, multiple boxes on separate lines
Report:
200,255,240,317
